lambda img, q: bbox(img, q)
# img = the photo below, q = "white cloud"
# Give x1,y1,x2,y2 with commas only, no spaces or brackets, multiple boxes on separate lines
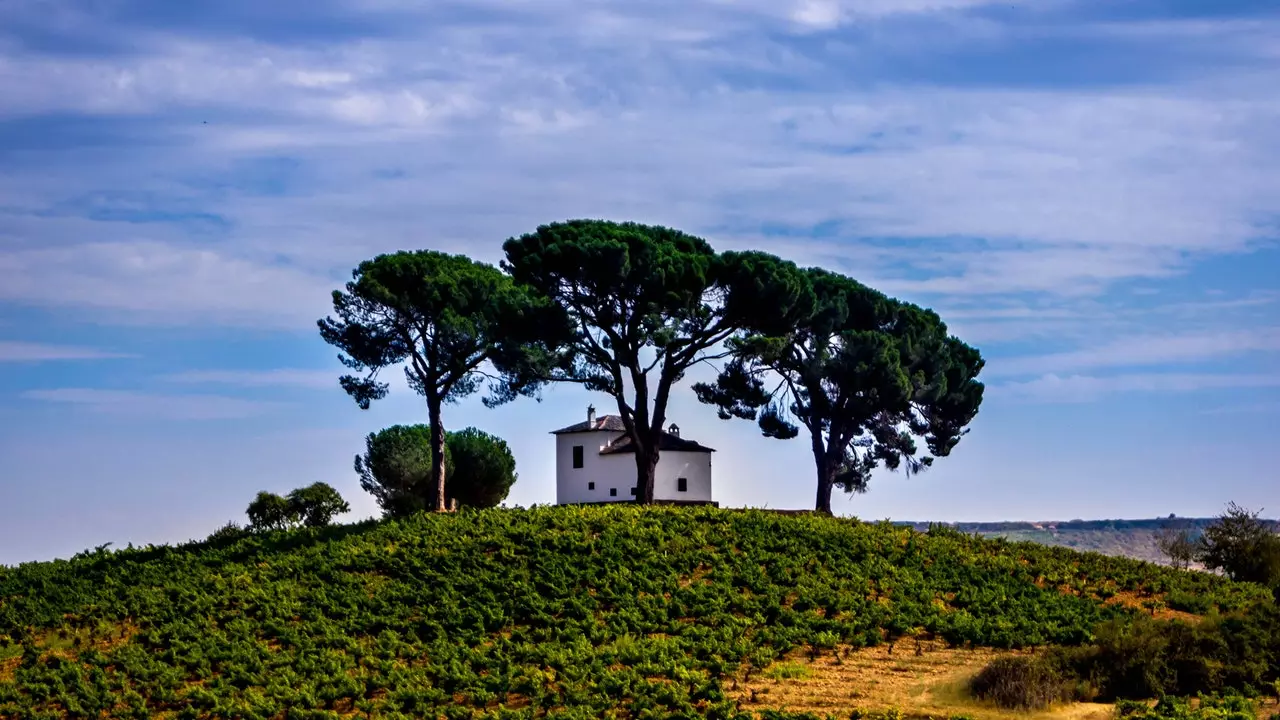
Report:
21,388,284,420
162,369,338,389
995,373,1280,403
0,1,1276,329
989,328,1280,377
0,241,336,328
0,342,135,362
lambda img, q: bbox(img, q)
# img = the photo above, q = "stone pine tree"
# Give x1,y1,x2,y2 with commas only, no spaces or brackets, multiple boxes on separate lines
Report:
694,267,984,514
319,251,555,512
501,219,812,503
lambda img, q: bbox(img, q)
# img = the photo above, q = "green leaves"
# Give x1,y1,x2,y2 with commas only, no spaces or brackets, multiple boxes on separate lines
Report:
245,484,350,531
696,265,985,512
1,506,1271,718
355,424,518,516
319,250,533,409
502,220,810,500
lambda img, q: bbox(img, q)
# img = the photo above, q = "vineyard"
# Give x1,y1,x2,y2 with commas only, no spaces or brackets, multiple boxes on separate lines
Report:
0,506,1273,719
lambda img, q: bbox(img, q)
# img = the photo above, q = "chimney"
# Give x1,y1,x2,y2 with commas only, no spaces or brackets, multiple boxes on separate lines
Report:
587,404,596,427
668,423,680,437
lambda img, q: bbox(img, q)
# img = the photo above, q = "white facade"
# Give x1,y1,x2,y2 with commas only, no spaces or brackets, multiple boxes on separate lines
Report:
553,412,714,505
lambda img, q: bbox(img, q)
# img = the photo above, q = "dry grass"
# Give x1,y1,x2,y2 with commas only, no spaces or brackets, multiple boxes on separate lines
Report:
734,640,1113,720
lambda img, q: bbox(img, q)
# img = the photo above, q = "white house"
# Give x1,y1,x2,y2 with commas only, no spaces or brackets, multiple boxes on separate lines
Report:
553,406,716,505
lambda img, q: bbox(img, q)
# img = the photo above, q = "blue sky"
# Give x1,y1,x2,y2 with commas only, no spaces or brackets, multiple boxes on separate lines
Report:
1,0,1278,565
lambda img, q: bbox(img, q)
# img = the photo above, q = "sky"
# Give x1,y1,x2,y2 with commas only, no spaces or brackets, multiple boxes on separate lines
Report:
1,0,1278,565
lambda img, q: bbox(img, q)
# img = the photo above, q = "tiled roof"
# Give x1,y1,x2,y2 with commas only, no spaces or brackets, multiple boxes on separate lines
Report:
550,414,628,434
599,432,715,455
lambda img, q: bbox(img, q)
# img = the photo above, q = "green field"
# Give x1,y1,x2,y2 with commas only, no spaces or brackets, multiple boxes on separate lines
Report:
0,507,1274,719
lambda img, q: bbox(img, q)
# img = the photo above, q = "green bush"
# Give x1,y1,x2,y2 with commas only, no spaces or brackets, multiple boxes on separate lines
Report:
969,656,1066,710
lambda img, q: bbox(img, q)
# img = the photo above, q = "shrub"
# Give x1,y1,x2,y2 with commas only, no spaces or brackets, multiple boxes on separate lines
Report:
286,482,350,528
969,656,1066,710
1198,503,1280,587
205,521,249,545
246,491,295,531
445,428,517,509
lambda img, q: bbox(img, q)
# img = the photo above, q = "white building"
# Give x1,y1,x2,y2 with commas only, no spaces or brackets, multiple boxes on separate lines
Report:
553,405,716,505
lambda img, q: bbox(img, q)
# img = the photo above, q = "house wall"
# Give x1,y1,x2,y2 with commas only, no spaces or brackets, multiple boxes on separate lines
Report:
555,431,630,504
555,432,714,504
653,450,712,502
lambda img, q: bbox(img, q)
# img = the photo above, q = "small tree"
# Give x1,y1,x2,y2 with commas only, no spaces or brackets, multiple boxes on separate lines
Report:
1154,519,1197,570
320,251,554,513
354,424,444,518
1197,502,1280,586
287,482,350,528
446,427,517,509
246,491,295,531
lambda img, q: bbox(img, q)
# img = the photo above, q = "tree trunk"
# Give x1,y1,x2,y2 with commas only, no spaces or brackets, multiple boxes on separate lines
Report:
812,433,834,515
632,442,659,504
427,396,447,513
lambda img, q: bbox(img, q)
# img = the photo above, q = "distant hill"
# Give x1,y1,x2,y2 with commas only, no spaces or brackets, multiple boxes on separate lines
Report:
0,507,1271,717
896,517,1227,565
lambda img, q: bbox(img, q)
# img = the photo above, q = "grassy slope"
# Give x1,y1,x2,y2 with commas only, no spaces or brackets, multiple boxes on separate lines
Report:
0,507,1269,719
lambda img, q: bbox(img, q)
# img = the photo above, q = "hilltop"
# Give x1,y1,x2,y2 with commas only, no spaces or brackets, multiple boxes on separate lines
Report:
0,507,1275,719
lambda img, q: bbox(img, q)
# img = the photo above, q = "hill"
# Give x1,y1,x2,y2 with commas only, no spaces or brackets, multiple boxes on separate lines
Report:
897,518,1225,565
0,506,1275,719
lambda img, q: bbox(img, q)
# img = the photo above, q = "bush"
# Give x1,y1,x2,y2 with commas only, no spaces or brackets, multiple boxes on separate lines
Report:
205,521,250,545
1050,607,1280,701
246,491,294,531
1198,503,1280,587
286,482,350,528
246,483,350,531
445,428,517,509
969,656,1066,710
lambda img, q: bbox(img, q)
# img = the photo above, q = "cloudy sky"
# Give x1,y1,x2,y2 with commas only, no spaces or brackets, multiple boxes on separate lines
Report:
2,0,1278,564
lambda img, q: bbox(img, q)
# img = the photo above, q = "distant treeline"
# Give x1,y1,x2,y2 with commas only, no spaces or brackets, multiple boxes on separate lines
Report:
896,517,1229,533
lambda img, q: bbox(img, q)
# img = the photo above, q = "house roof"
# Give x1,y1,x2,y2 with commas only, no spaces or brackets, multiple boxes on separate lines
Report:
550,414,628,434
551,413,715,453
600,432,715,455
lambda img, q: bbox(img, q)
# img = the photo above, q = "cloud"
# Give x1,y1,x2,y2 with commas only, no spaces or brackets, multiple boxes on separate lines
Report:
20,388,284,420
0,241,335,328
0,0,1276,329
995,372,1280,403
162,369,338,388
988,328,1280,377
0,341,135,362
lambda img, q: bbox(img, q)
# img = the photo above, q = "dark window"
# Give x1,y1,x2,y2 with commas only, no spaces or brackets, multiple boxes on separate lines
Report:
630,487,637,496
677,477,688,492
609,488,617,497
588,481,595,490
572,445,584,468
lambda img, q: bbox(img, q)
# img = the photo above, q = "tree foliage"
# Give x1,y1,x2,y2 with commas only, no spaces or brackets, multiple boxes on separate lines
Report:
245,491,293,531
1155,518,1198,571
445,427,517,509
695,267,985,513
356,424,516,515
286,482,351,528
319,251,553,512
1197,502,1280,587
354,424,443,518
502,219,811,502
245,484,349,531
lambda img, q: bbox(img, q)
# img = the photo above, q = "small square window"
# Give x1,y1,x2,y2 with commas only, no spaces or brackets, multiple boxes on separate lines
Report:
572,445,584,469
630,487,637,496
677,477,688,492
609,488,617,497
588,481,595,490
